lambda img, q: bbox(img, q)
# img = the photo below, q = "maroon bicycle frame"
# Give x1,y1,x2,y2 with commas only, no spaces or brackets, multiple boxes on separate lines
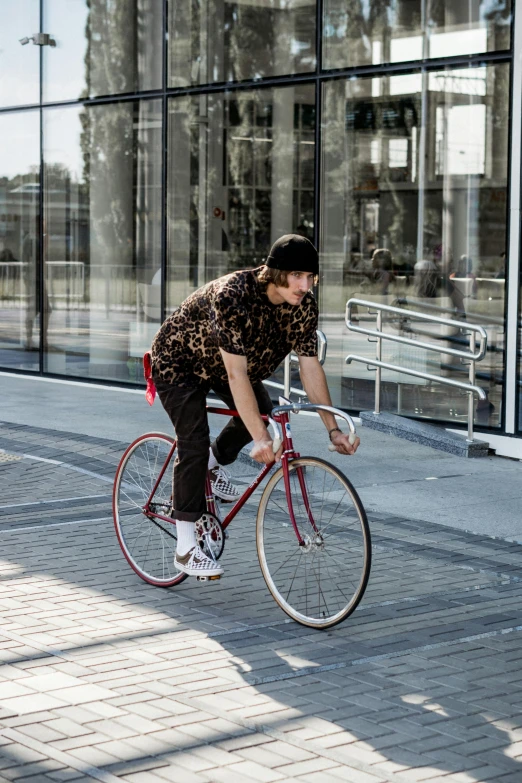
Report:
142,406,314,546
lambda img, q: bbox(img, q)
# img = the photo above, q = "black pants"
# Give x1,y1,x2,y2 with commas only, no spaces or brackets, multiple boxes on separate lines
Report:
154,378,273,522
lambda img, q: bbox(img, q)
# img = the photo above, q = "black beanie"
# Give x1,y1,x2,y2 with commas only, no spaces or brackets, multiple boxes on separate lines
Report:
265,234,319,275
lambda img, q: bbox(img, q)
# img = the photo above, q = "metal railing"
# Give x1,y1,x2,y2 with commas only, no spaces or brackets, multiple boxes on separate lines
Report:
0,261,86,306
264,330,327,399
345,298,488,442
46,261,85,302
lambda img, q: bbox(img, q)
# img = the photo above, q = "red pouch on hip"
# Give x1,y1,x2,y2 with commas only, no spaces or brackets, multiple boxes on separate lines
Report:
143,352,156,406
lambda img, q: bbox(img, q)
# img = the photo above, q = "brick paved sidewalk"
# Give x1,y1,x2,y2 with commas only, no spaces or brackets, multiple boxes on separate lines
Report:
1,420,522,783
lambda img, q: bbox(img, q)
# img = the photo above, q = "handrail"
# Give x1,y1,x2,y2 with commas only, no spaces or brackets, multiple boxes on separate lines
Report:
345,298,488,442
345,355,487,402
346,299,487,362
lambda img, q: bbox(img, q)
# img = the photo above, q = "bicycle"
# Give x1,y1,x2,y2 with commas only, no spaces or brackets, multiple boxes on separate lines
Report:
112,402,371,629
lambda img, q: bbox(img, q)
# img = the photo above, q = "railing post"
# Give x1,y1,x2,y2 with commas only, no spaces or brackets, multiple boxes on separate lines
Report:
284,354,291,399
374,309,382,414
467,331,476,442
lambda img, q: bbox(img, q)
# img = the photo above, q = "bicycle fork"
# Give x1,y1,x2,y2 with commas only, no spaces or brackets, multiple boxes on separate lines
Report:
276,412,320,547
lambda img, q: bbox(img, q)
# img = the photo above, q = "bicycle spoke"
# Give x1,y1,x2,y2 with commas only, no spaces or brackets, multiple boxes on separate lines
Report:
316,551,361,593
264,545,301,579
122,464,148,498
317,494,348,537
285,551,304,603
306,556,332,617
317,554,354,605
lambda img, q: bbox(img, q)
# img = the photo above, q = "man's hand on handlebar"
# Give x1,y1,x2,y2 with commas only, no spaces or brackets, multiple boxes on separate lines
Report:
250,435,283,464
330,430,360,456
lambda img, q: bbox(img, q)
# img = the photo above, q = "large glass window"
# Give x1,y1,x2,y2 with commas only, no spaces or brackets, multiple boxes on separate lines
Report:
321,62,509,428
519,268,522,431
0,110,41,371
43,100,162,381
166,86,315,311
42,0,162,102
323,1,512,71
0,1,40,107
168,0,316,87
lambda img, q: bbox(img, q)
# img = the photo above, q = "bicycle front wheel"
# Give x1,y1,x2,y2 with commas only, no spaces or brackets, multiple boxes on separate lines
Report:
113,433,186,587
256,457,371,629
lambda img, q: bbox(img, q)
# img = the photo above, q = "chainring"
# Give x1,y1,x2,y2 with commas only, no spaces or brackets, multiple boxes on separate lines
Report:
195,513,225,561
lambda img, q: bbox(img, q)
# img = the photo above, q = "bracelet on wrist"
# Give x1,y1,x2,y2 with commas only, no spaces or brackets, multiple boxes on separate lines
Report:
328,427,343,441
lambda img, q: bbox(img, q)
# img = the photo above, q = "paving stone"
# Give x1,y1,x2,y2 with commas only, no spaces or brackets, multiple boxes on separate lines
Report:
327,767,383,783
275,758,340,777
235,744,299,769
219,759,287,781
105,757,170,776
217,735,277,753
40,719,92,739
11,725,65,745
45,770,84,781
153,766,211,783
0,696,66,716
3,774,63,783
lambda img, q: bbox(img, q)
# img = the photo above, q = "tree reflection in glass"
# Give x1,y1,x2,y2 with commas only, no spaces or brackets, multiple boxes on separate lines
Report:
43,100,162,381
166,86,315,310
43,0,162,102
323,0,512,71
169,0,316,86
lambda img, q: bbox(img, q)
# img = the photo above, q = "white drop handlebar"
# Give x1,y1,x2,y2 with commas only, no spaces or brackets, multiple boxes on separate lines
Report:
268,403,358,454
268,418,282,453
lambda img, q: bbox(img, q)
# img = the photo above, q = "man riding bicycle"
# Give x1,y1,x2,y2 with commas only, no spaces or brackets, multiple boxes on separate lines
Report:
150,234,360,579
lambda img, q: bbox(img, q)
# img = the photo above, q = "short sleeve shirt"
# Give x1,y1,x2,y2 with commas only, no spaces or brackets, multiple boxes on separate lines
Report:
151,267,318,388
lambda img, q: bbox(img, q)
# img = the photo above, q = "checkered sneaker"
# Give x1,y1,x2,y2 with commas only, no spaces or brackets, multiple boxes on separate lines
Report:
174,545,224,577
209,465,241,502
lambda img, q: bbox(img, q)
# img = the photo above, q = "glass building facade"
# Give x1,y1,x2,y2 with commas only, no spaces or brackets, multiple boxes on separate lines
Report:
1,1,521,453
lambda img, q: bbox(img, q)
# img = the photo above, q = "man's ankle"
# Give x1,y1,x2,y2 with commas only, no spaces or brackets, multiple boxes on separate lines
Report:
176,519,197,555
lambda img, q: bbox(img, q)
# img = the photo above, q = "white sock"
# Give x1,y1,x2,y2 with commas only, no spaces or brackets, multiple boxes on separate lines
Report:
208,447,218,470
176,520,197,556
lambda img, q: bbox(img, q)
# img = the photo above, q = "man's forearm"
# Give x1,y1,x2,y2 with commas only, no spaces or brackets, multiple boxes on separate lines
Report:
299,357,360,456
228,373,268,442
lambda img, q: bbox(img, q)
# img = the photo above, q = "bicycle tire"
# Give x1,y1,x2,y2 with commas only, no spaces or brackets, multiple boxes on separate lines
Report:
113,432,187,587
256,456,371,629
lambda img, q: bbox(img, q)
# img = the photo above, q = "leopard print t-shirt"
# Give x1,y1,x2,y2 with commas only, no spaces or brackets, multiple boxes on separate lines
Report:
151,267,318,388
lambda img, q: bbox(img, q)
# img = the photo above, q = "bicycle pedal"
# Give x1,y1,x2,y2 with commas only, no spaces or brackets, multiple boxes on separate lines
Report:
196,574,221,582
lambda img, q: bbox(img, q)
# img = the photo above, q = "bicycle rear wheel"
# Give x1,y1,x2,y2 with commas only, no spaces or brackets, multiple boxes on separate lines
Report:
113,433,186,587
256,457,371,629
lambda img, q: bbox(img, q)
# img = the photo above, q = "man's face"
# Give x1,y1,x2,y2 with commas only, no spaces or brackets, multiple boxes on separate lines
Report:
273,271,315,306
